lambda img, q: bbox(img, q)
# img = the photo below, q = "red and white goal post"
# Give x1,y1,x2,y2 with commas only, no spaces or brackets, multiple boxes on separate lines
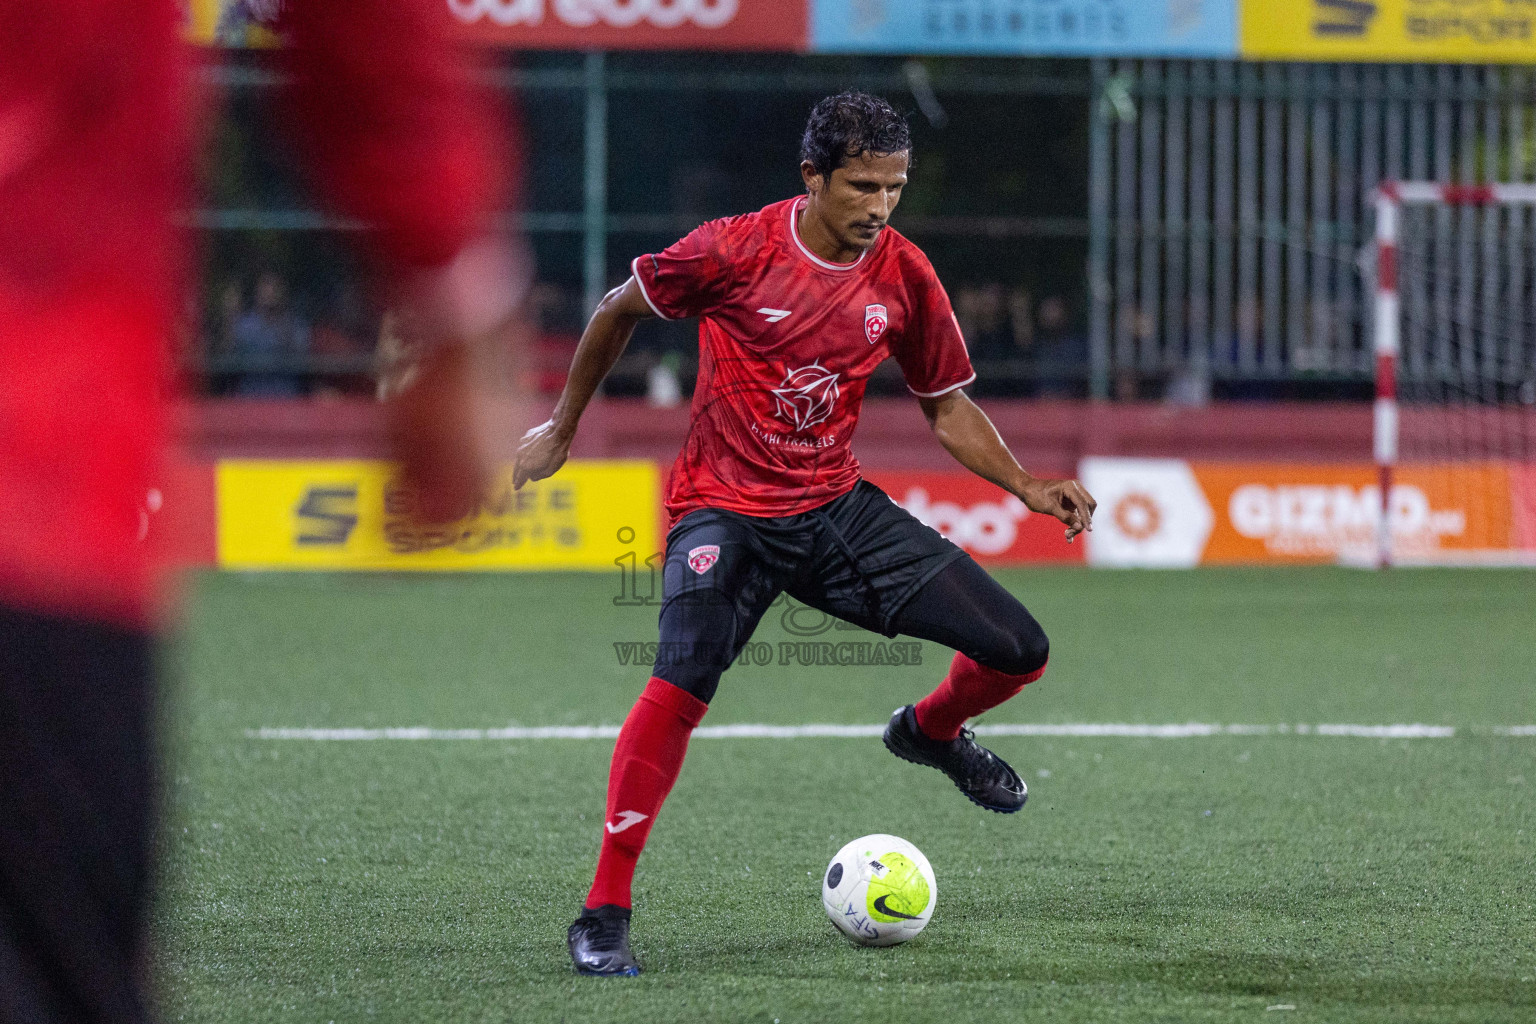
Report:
1371,181,1536,567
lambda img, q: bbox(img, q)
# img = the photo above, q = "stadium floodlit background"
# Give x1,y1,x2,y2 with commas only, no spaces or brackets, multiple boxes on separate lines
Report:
161,2,1534,1021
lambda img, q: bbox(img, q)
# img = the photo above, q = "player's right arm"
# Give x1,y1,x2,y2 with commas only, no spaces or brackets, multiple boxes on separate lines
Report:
512,277,656,488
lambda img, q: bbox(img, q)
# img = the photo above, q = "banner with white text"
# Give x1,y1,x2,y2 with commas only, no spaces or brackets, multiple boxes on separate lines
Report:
1082,458,1536,567
862,470,1084,564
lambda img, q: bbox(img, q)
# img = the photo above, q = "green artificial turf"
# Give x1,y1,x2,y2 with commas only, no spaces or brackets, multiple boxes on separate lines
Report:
158,569,1536,1022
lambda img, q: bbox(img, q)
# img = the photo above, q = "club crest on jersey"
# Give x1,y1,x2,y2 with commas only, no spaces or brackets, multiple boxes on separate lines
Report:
864,304,889,345
687,544,720,575
771,362,841,432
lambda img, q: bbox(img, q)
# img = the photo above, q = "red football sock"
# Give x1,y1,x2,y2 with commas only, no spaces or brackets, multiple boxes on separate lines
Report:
914,652,1047,742
584,677,709,910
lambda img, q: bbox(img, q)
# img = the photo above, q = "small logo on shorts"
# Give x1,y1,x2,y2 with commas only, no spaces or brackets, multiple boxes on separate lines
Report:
864,304,888,345
687,544,720,574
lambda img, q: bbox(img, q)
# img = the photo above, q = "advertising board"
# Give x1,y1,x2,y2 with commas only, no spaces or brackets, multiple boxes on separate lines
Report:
813,0,1237,56
186,0,1536,62
149,458,218,569
1241,0,1536,63
863,470,1084,565
184,0,806,49
167,455,1536,571
1082,457,1534,567
217,459,658,571
447,0,809,50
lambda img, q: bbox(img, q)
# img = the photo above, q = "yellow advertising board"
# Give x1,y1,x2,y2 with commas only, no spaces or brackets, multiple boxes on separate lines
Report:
1242,0,1536,63
182,0,281,46
183,0,217,43
217,459,659,571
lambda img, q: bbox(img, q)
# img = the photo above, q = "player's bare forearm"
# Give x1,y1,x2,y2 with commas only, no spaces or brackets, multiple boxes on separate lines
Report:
514,277,653,488
550,277,653,435
917,390,1097,540
918,390,1033,494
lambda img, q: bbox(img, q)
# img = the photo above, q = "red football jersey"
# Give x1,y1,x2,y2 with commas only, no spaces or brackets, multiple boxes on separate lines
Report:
0,0,508,626
634,196,974,526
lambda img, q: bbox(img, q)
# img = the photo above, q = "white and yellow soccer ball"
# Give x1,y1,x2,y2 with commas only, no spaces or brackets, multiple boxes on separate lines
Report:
821,834,936,946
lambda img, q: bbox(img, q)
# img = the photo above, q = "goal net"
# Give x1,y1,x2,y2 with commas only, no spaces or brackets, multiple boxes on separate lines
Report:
1373,182,1536,567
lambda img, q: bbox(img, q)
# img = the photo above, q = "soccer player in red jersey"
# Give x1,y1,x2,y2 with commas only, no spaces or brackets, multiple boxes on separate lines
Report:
514,92,1096,977
0,2,518,1019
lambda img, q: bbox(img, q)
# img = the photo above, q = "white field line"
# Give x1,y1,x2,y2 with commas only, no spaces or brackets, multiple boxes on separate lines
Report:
241,722,1528,742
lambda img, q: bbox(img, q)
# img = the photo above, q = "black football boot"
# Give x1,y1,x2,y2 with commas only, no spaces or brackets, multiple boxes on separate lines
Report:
883,704,1027,813
567,904,641,977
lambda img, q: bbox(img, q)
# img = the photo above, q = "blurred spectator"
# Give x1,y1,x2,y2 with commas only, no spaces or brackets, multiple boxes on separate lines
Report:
1111,305,1152,400
231,270,310,397
955,283,1032,361
212,279,244,358
1219,298,1284,401
1007,287,1034,354
1165,361,1212,407
1165,298,1212,407
955,283,1039,397
1033,295,1088,397
528,280,585,337
308,283,375,399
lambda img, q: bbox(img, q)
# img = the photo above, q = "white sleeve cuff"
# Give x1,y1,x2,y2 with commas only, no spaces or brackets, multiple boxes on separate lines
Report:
630,256,672,320
907,372,976,398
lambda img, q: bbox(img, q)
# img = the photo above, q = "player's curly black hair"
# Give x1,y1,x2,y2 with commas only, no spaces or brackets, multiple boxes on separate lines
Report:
800,92,912,180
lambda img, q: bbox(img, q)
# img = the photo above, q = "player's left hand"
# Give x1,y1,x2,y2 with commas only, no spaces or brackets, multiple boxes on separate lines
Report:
1018,478,1097,542
512,419,573,490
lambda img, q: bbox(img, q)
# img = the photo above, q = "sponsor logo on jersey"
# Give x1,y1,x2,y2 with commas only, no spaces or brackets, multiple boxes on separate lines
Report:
771,362,840,432
687,544,720,574
757,307,793,323
864,303,888,345
748,423,838,449
605,810,649,834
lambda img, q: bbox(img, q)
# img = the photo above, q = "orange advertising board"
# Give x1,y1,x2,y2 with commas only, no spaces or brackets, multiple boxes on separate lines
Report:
1197,463,1514,564
1081,458,1532,567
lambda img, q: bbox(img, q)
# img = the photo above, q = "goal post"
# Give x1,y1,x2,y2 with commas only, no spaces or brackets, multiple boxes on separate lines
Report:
1371,182,1536,568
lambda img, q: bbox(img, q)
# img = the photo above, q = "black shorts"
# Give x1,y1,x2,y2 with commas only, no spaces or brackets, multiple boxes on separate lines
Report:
653,480,967,684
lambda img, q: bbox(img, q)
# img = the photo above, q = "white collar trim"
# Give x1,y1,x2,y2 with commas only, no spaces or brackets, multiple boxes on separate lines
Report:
789,197,868,272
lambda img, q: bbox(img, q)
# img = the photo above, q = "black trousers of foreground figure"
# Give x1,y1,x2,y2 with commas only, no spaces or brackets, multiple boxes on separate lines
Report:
0,607,156,1024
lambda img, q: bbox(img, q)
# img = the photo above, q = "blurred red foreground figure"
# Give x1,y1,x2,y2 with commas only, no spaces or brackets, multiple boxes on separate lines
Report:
0,2,520,1019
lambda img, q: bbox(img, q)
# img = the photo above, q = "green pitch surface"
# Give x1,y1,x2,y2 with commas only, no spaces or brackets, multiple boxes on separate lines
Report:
160,569,1536,1023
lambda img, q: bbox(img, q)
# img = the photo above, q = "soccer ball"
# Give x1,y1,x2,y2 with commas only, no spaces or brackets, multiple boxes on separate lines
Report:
821,834,936,946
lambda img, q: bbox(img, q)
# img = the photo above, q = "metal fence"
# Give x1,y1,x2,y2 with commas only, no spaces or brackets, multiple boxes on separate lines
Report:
197,53,1536,401
1086,59,1536,400
196,52,1098,396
